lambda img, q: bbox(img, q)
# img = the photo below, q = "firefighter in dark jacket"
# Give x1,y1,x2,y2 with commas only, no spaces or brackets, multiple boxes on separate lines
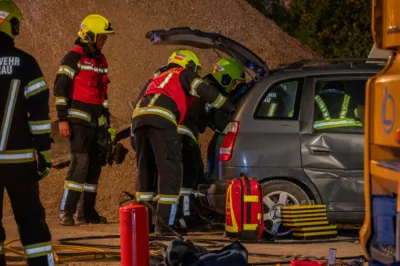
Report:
205,58,248,179
131,49,235,236
54,14,115,226
0,1,55,265
178,57,246,229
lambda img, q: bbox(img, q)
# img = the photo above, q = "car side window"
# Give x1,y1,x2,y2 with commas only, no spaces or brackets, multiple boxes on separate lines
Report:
255,78,304,120
313,78,367,134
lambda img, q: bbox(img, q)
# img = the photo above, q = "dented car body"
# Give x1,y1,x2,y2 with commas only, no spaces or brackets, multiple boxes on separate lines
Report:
213,64,383,225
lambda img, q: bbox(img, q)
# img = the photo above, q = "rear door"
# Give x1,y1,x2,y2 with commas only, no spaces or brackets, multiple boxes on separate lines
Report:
299,75,369,213
221,75,306,179
145,27,268,77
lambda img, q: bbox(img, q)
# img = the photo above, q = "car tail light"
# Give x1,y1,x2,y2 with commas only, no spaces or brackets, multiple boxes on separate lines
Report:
219,121,240,162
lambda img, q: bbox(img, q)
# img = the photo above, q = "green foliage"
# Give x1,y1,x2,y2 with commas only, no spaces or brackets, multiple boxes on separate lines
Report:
247,0,266,11
250,0,374,58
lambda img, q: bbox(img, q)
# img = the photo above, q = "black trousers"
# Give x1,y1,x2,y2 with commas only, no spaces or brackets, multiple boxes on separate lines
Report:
134,125,182,226
59,123,108,218
180,134,204,217
0,163,54,266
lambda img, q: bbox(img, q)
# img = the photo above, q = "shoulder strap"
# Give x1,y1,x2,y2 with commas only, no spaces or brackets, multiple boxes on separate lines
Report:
70,45,84,55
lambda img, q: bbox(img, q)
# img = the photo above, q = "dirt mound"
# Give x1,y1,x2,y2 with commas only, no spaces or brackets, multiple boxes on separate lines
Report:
8,0,318,221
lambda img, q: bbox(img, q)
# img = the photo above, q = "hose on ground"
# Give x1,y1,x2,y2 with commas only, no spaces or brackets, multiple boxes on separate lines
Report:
1,234,364,265
2,238,126,264
57,234,366,265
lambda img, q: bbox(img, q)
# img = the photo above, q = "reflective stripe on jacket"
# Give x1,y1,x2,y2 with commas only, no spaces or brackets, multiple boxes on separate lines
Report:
314,94,362,129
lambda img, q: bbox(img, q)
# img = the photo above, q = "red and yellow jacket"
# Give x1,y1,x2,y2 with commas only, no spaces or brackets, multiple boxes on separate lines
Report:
53,45,110,127
132,65,235,138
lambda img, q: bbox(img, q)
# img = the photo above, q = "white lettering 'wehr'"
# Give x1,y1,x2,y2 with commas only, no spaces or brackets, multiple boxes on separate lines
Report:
0,57,20,75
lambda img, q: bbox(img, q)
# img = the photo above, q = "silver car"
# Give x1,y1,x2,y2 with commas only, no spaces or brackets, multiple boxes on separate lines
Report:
145,27,385,236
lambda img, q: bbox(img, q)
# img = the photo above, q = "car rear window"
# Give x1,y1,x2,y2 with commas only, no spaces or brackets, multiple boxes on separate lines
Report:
254,78,305,120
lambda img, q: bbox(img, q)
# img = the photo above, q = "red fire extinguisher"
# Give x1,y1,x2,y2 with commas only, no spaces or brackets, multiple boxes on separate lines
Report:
120,204,150,266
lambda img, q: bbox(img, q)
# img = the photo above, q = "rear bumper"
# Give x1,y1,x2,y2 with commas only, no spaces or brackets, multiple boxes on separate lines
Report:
199,179,229,215
200,166,247,214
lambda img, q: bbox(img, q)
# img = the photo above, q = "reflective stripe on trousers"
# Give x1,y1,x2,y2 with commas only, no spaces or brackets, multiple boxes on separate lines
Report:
180,188,192,216
83,183,97,192
135,192,155,201
60,181,97,211
0,149,36,164
23,241,55,265
158,194,180,226
60,181,83,211
136,193,180,225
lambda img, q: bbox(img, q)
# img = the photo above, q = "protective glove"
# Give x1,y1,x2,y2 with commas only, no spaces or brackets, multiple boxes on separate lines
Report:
106,127,118,166
37,150,51,180
108,127,117,143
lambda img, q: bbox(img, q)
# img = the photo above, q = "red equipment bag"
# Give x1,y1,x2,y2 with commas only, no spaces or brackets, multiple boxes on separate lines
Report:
225,172,264,240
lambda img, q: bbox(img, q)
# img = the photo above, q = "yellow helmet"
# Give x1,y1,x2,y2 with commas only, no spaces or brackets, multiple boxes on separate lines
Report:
0,0,22,39
212,57,245,93
168,49,202,72
77,14,115,44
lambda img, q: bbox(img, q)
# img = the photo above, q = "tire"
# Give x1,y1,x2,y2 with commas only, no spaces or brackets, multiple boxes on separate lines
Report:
261,179,311,237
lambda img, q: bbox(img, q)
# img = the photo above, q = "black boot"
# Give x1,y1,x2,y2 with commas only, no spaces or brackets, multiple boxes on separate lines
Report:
82,191,107,224
75,193,85,225
59,211,75,226
181,215,213,232
153,215,188,237
84,214,108,224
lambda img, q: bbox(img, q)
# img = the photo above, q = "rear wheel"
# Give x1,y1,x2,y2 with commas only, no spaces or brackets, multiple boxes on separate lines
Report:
261,180,311,236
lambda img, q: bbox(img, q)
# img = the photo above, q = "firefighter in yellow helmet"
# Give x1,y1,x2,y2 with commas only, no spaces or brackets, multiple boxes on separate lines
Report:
54,14,115,226
131,49,235,236
205,57,247,179
0,0,55,265
177,57,246,231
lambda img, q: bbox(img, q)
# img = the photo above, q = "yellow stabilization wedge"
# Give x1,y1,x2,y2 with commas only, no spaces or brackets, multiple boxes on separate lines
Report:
292,225,338,240
281,204,338,240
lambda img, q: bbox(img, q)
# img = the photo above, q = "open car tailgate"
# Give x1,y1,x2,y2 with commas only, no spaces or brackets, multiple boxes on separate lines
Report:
145,27,268,75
